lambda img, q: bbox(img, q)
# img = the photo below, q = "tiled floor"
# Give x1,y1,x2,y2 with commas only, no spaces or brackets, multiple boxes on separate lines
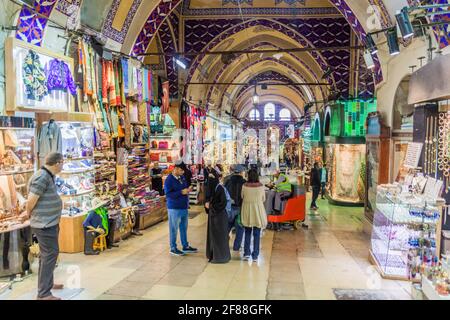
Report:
1,196,413,300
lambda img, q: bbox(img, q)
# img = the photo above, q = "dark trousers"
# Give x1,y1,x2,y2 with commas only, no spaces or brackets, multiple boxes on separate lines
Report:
244,227,261,259
321,182,326,198
227,208,244,251
32,225,59,298
311,186,320,208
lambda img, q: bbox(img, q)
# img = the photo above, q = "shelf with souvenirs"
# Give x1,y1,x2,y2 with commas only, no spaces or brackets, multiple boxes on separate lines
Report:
44,120,104,253
0,120,36,277
125,141,167,230
420,254,450,300
369,171,445,281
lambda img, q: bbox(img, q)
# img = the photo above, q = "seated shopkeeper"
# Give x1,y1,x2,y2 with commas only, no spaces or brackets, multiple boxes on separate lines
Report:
82,208,109,255
264,170,292,215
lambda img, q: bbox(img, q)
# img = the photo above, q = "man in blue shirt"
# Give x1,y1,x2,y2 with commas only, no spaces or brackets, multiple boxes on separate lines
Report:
164,162,198,256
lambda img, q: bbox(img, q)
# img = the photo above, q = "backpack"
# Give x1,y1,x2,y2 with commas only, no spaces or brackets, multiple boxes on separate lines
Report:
215,184,234,222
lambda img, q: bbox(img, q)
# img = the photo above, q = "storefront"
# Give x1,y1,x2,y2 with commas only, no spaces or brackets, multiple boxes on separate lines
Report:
0,36,170,273
324,100,376,206
368,55,450,298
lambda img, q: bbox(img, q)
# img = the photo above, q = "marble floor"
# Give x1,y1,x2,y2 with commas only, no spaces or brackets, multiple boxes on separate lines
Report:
0,196,412,300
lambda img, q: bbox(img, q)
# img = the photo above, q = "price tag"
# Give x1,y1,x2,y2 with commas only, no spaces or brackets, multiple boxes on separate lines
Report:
145,187,151,193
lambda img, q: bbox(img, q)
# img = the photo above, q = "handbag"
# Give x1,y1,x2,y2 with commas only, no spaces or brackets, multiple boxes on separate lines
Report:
158,141,168,149
150,153,160,161
159,152,168,163
151,140,157,149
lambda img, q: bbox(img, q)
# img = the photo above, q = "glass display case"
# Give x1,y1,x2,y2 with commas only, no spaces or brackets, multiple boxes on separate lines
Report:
55,121,96,217
0,125,35,277
365,137,390,222
371,185,442,280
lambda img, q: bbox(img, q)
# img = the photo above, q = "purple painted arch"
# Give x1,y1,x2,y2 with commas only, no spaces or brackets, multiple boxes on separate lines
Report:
131,0,182,56
328,0,383,83
185,18,332,88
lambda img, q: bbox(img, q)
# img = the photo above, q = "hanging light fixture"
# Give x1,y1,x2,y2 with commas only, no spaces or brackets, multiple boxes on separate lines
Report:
395,7,414,39
175,56,188,69
387,28,400,56
363,50,375,69
366,33,378,55
252,85,259,104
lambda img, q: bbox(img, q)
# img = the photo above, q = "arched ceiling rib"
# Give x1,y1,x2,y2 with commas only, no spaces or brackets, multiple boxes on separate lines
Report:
217,58,320,109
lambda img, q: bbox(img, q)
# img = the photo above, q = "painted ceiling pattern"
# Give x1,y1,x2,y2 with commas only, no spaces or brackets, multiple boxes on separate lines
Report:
182,0,338,16
102,0,142,44
15,0,58,46
185,18,352,96
132,0,182,56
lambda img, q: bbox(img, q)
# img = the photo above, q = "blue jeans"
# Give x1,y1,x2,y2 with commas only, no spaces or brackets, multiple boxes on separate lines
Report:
168,209,189,251
228,207,244,251
244,227,261,259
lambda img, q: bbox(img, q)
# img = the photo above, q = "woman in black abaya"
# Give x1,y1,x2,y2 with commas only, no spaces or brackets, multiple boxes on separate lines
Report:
205,175,231,264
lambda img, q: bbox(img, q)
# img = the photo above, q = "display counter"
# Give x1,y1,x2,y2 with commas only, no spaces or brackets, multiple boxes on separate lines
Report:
0,124,35,277
370,181,444,281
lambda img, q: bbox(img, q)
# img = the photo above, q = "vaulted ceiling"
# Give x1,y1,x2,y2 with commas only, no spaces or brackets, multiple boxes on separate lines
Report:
16,0,398,117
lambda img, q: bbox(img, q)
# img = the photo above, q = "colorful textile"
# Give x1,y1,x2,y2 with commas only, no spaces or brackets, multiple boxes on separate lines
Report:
23,50,48,101
45,59,77,95
121,58,129,96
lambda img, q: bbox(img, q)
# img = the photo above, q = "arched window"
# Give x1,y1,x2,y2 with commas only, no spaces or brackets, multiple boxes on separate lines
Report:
264,103,276,121
248,109,260,121
279,108,291,121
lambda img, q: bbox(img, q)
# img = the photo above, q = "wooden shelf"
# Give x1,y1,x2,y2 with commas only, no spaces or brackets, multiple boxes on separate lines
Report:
0,169,34,176
59,189,95,197
60,168,95,175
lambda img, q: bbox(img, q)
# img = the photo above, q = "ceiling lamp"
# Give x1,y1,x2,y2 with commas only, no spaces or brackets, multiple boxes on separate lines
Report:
366,33,378,55
175,57,188,69
273,53,283,60
387,28,400,56
252,86,259,105
363,50,375,69
395,7,414,39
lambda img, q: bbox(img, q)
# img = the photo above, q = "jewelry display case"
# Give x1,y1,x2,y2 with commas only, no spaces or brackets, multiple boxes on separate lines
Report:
370,181,444,281
0,122,36,277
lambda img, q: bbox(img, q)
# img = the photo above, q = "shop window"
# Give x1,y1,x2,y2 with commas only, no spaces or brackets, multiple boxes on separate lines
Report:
279,108,291,121
264,103,276,121
248,109,260,121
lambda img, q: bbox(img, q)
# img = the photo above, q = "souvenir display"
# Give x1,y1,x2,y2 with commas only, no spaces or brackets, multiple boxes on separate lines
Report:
370,174,445,280
0,119,35,277
438,112,450,190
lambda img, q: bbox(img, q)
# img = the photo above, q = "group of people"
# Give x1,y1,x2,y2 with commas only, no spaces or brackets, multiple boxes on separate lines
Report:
164,163,268,264
25,152,328,300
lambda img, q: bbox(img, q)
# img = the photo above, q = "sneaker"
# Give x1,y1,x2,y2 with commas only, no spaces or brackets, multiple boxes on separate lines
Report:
170,249,185,256
182,246,198,253
242,255,251,261
252,257,258,262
